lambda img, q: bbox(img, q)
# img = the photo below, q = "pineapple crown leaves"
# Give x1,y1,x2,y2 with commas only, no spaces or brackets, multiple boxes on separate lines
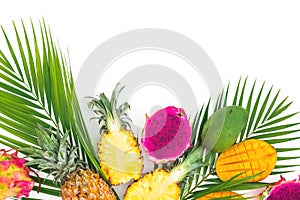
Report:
88,83,132,133
22,125,85,185
170,148,210,183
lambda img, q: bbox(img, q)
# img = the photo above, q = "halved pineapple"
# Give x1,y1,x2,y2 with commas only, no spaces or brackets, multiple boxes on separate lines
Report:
216,139,277,182
99,130,143,185
124,169,180,200
124,147,212,199
89,83,143,185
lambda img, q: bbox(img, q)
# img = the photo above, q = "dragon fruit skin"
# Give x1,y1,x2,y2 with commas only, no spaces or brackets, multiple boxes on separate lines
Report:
258,176,300,200
142,106,192,164
0,149,34,199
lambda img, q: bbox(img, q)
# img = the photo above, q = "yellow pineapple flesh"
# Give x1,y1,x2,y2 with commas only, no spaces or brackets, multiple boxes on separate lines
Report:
99,130,143,185
197,191,243,199
216,139,277,182
89,84,143,185
124,168,180,200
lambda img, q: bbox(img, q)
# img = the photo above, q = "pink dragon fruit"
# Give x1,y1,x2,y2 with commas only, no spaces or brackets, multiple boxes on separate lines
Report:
0,149,35,199
258,175,300,200
142,106,192,164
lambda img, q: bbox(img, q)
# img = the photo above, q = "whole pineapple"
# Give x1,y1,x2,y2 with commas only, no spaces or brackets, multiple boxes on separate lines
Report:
0,149,34,199
88,83,143,185
23,126,116,200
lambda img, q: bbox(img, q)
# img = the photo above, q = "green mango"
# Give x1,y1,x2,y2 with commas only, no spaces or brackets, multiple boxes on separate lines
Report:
201,106,248,153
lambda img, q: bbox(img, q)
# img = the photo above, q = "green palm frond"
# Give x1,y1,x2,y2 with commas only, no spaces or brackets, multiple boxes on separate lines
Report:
178,77,300,199
219,77,300,174
178,102,213,200
190,172,262,199
0,20,113,198
221,78,300,141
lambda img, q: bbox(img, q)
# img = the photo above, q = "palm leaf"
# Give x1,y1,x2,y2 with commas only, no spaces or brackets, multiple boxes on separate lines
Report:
179,102,215,200
178,77,300,199
0,20,117,198
220,77,300,174
189,173,262,199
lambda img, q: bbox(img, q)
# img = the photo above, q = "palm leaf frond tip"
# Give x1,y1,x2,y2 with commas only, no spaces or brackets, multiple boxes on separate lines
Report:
0,20,112,197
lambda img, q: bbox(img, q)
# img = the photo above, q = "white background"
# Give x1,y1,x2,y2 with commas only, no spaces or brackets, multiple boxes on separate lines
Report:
1,1,300,199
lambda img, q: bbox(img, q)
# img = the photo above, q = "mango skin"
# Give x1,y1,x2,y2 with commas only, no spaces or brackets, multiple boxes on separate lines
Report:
201,106,248,153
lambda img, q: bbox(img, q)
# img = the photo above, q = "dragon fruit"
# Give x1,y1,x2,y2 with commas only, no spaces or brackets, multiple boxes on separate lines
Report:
0,149,34,199
142,106,192,164
258,175,300,200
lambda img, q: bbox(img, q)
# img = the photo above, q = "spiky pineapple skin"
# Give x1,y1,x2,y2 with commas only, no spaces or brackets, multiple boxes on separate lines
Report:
0,149,34,199
216,139,277,182
98,130,143,185
197,191,243,199
61,169,116,200
124,168,180,200
23,126,117,200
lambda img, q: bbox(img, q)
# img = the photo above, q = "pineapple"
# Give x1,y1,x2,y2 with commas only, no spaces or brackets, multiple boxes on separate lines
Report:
88,83,143,185
124,168,180,200
0,149,34,199
124,148,203,200
197,191,243,199
23,126,116,200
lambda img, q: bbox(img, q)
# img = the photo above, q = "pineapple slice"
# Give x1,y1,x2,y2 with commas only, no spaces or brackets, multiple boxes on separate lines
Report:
89,83,143,185
124,169,180,200
216,139,277,182
99,130,143,184
124,148,206,200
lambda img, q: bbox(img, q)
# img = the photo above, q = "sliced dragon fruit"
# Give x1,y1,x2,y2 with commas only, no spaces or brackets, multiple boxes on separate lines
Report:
142,106,192,164
258,175,300,200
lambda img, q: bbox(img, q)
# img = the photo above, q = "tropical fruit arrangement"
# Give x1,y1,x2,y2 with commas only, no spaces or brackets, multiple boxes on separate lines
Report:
0,20,300,200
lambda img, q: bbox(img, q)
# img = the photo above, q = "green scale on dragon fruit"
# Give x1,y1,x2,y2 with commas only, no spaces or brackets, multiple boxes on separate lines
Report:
258,176,300,200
